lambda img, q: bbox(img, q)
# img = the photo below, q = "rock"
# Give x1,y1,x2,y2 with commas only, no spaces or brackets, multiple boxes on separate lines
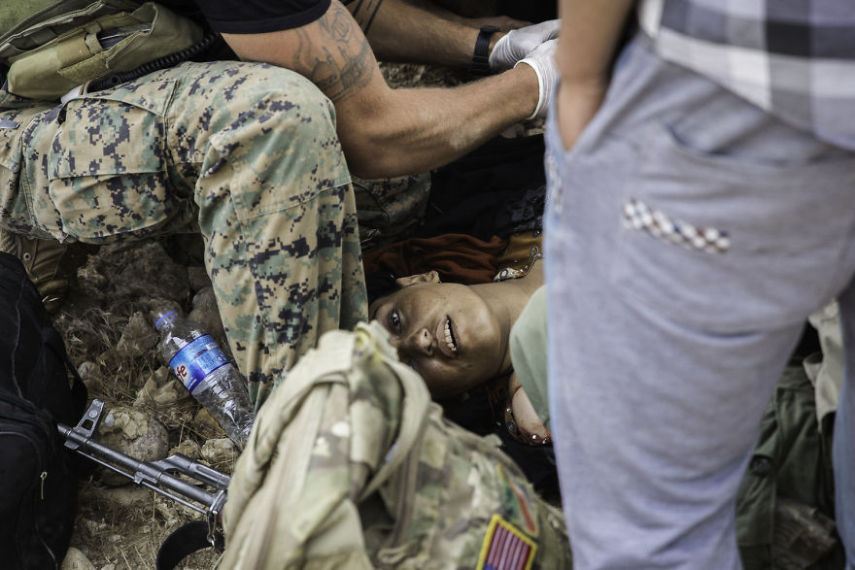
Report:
194,408,224,435
202,438,237,465
115,312,158,358
76,263,108,290
133,378,158,406
76,242,190,305
96,406,169,486
187,266,211,293
153,379,184,406
77,361,99,381
80,518,108,535
85,486,150,510
61,547,95,570
134,373,186,408
169,438,201,460
76,361,103,392
188,286,228,353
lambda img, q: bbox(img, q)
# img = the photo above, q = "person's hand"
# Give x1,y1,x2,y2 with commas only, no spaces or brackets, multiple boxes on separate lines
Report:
515,39,557,120
555,77,609,150
489,19,560,71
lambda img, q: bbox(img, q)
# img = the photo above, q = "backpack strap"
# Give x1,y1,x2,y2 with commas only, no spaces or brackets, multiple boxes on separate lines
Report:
156,520,224,570
357,356,431,501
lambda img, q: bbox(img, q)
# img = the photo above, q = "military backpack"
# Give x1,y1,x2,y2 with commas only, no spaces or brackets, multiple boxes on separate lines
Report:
220,321,573,569
0,251,89,569
0,0,204,101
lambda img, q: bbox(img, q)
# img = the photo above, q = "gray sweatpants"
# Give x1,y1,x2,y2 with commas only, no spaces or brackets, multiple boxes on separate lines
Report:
545,35,855,569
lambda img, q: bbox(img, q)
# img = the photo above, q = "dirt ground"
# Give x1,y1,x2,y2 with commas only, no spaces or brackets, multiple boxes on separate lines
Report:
53,62,469,570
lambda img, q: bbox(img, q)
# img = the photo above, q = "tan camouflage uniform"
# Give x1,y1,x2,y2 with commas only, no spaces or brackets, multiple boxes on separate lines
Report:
0,60,368,408
222,322,572,569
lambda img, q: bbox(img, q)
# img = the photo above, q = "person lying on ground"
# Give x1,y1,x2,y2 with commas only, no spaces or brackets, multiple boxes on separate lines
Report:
371,253,845,568
369,249,549,441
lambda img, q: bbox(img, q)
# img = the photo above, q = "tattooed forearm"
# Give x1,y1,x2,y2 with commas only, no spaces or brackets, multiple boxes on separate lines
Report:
290,1,376,103
347,0,385,34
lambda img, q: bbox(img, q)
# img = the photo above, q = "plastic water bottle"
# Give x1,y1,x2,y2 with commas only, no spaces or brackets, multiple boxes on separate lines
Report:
153,310,252,446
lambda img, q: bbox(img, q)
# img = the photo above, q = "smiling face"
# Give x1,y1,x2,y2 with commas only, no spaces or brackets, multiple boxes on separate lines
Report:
369,275,507,399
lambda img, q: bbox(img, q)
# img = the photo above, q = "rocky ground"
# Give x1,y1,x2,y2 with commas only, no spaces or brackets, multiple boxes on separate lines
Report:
54,62,469,570
56,238,232,569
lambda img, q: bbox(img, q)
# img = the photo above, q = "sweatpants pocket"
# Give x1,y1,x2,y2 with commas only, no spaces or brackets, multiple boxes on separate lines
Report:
612,116,855,333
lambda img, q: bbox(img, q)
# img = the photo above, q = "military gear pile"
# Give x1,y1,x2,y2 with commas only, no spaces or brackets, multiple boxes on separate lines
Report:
0,1,203,100
220,321,572,569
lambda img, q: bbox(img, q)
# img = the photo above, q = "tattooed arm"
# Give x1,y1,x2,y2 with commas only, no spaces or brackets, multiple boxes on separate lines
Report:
222,0,539,178
345,0,517,67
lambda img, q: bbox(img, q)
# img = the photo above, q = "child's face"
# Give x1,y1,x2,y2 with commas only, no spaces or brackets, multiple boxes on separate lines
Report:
370,281,507,398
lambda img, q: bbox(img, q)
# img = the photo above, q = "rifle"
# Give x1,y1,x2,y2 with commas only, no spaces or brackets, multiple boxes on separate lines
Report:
56,399,229,552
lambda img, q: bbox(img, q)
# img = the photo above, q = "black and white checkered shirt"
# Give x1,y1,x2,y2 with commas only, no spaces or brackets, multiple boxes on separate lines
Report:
638,0,855,150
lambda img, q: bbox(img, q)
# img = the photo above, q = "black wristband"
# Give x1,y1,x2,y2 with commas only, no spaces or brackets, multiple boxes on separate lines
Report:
470,25,500,76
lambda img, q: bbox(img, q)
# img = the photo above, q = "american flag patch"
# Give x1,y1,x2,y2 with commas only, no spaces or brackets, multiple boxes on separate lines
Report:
476,514,537,570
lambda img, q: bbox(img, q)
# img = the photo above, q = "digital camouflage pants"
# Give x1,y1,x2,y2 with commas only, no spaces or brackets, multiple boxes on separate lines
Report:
0,60,368,409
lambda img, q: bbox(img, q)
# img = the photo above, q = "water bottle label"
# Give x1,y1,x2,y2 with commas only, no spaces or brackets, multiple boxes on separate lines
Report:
169,335,229,393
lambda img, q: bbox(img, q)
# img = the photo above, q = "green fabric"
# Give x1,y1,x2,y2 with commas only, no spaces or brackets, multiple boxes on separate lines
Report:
509,285,550,429
0,0,62,37
6,2,202,100
735,364,840,569
1,0,142,62
509,294,841,568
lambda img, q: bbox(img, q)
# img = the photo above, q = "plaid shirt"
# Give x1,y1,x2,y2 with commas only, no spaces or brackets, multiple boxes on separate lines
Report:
638,0,855,150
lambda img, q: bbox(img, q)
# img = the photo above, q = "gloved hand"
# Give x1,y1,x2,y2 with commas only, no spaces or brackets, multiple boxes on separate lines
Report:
516,39,557,120
488,19,560,72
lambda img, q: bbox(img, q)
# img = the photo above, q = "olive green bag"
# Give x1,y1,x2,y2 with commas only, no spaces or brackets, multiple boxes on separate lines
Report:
0,0,203,101
220,321,572,569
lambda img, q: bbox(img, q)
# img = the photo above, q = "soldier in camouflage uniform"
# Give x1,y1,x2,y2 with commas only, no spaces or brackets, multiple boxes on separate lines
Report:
0,60,366,408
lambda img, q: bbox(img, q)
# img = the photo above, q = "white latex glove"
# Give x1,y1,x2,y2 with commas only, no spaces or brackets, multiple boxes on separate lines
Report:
488,19,560,71
516,39,557,120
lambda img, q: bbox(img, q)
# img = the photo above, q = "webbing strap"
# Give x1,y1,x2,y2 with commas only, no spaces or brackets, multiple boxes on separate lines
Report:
156,520,224,570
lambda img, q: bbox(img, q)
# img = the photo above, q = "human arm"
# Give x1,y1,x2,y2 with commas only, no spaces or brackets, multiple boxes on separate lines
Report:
346,0,526,67
555,0,635,150
398,0,527,32
508,373,551,444
221,0,547,178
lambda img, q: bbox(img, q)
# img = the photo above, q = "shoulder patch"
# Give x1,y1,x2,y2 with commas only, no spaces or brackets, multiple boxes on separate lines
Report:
476,514,537,570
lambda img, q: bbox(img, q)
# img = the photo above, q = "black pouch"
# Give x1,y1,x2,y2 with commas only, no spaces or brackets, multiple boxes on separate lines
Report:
0,250,87,569
0,392,81,569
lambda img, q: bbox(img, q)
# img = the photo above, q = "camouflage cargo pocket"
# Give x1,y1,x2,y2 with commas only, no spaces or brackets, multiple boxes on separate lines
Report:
0,105,38,233
46,81,181,242
353,173,430,250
